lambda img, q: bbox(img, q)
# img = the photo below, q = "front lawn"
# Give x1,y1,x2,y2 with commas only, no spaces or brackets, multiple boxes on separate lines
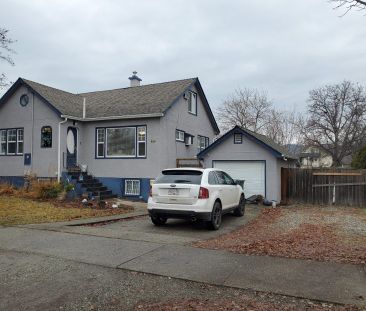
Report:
193,206,366,264
0,196,132,226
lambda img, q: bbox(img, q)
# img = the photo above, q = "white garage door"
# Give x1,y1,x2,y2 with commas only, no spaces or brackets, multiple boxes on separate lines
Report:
213,161,265,198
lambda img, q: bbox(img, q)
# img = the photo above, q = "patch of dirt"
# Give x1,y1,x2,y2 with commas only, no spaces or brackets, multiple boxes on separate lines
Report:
134,297,360,311
193,207,366,264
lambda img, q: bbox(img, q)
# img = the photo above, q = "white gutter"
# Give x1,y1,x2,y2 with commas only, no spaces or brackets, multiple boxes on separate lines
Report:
60,112,164,122
57,117,68,182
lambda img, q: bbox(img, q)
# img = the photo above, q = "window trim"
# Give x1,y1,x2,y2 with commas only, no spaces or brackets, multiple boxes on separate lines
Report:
40,126,52,148
188,91,197,115
0,128,24,156
124,179,141,196
95,125,147,159
175,129,185,142
234,133,243,144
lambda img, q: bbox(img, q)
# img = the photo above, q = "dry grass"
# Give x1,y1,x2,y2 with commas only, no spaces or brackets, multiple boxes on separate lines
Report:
194,206,366,264
0,196,132,226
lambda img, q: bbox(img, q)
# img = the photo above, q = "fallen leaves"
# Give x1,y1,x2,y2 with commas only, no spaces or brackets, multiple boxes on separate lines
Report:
193,207,366,264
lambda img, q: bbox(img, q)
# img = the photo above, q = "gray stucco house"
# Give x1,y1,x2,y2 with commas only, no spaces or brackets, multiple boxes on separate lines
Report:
0,73,219,201
197,126,297,202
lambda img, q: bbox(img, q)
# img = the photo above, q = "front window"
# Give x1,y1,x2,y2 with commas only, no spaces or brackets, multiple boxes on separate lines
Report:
137,126,146,157
125,179,140,196
17,129,24,154
106,127,136,157
97,128,105,158
0,128,24,155
0,130,6,155
188,91,197,115
41,126,52,148
7,129,17,155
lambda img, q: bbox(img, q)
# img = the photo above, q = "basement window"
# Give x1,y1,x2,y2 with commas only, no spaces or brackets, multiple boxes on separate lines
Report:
124,179,140,196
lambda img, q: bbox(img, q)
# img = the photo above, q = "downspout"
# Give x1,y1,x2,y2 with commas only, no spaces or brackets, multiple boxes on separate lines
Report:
57,117,68,182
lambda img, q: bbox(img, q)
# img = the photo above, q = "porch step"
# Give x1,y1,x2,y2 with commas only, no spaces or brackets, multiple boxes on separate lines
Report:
100,193,117,200
67,167,117,201
92,189,112,196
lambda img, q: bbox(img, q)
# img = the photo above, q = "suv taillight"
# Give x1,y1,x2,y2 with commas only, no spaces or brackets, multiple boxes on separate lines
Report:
198,187,209,199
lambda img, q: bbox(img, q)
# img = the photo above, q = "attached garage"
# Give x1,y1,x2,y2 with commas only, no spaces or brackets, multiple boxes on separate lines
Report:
197,126,297,202
213,160,265,198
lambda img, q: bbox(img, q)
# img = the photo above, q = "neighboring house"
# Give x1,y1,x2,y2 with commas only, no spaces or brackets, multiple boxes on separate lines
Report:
197,126,297,203
0,73,219,201
299,146,333,168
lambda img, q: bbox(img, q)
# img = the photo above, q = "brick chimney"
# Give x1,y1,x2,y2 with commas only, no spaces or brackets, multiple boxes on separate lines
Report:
128,71,142,87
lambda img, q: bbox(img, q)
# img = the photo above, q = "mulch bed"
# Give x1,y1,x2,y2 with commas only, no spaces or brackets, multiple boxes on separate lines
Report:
134,298,359,311
193,207,366,264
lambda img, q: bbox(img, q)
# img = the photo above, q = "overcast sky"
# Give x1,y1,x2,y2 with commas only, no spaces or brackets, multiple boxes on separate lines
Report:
1,0,365,112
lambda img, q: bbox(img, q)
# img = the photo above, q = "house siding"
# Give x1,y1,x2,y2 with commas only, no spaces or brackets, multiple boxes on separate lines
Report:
163,84,216,168
0,85,69,179
200,132,292,202
0,81,218,202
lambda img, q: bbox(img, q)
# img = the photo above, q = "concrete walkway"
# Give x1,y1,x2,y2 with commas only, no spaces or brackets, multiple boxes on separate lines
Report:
0,226,364,306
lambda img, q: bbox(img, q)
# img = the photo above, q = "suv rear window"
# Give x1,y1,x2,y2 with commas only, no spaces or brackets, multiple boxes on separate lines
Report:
155,170,202,184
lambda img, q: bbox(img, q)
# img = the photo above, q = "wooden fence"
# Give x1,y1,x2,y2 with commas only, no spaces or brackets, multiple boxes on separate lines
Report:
281,168,366,207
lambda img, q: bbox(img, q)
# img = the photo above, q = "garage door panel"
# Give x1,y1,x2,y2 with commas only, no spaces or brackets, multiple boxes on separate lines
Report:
213,161,265,198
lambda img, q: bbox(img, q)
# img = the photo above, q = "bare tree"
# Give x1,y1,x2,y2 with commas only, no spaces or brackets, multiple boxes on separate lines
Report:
331,0,366,14
0,28,15,89
302,81,366,167
264,109,303,148
217,88,272,132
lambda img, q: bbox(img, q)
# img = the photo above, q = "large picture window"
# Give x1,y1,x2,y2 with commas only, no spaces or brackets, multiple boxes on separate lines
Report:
107,127,136,157
0,128,24,155
41,126,52,148
96,126,146,158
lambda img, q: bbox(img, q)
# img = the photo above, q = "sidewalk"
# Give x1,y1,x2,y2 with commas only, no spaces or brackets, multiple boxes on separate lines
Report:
0,226,364,306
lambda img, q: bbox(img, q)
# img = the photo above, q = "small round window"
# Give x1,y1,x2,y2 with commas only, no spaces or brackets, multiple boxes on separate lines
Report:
20,94,29,107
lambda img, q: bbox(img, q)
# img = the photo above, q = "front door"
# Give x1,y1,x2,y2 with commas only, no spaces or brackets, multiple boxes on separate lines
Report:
66,127,77,168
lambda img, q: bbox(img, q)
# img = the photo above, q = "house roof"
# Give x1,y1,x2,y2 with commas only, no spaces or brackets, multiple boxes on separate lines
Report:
0,77,220,133
197,125,297,160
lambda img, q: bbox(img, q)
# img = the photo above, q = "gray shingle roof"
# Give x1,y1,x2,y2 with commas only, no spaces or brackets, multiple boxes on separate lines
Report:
197,125,297,160
21,77,196,118
240,127,296,159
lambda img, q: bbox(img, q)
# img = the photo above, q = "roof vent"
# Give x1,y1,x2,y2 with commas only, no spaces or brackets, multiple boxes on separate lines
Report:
128,71,142,87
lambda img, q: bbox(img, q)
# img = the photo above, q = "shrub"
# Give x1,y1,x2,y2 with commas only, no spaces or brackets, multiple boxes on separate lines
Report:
0,183,16,196
351,146,366,169
31,181,64,199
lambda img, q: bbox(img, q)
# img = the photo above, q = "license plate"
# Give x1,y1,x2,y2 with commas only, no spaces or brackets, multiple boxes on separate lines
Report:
168,188,179,195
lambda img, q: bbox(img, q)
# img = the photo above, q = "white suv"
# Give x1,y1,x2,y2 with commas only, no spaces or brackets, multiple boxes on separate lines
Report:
148,168,245,230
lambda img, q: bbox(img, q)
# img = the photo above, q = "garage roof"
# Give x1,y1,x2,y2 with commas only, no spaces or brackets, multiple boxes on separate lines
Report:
197,126,297,160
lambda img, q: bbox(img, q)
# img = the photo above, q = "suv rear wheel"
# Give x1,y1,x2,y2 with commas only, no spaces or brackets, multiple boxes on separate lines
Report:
207,201,222,230
233,195,245,217
151,215,167,226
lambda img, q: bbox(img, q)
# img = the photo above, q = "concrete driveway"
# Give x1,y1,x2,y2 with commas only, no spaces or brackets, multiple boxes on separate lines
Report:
23,205,261,245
